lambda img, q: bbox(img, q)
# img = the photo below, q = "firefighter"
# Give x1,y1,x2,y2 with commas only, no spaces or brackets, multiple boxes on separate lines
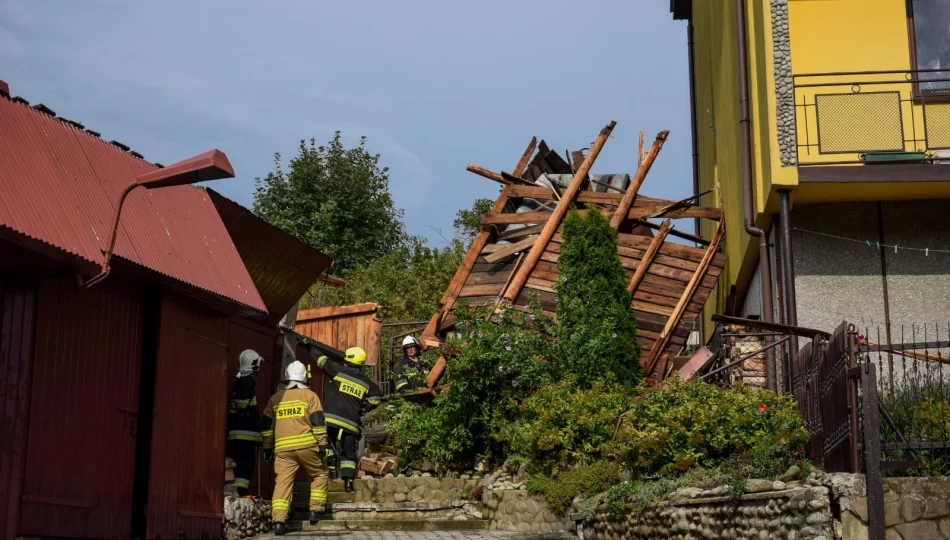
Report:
393,336,427,393
227,349,263,496
261,361,330,535
311,346,383,493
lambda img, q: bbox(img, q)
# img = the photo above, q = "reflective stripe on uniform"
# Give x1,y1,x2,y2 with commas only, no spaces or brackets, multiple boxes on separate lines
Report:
228,430,262,442
395,380,408,390
310,488,327,502
317,355,328,368
272,499,291,510
325,413,361,433
367,396,382,405
234,478,250,489
261,429,274,437
231,397,252,409
312,427,327,437
275,433,317,451
340,460,357,469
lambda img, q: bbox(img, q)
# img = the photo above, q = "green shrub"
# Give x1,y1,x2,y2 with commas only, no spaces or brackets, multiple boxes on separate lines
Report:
604,467,729,520
389,298,557,468
555,207,641,388
526,461,621,515
608,377,809,477
880,377,950,476
505,378,637,474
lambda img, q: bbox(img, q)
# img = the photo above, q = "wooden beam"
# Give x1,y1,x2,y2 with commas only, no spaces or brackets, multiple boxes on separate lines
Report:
502,121,617,302
632,219,710,246
467,163,507,184
497,223,545,241
440,185,512,307
638,130,646,167
645,218,726,373
484,235,538,264
500,171,534,185
627,220,672,294
641,188,716,220
610,130,670,229
589,177,626,193
481,211,552,225
513,136,537,177
627,205,722,221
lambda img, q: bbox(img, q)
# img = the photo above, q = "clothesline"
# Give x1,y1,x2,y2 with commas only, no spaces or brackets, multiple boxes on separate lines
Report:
793,227,950,256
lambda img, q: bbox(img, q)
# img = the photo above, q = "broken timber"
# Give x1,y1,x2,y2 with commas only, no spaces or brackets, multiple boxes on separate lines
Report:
418,121,727,394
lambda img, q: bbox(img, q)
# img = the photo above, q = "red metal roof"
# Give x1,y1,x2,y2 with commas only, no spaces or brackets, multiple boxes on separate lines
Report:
0,91,268,311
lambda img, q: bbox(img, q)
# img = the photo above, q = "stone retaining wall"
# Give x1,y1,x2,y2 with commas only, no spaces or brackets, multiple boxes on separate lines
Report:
584,483,833,540
223,496,271,540
355,476,482,503
483,489,571,534
831,474,950,540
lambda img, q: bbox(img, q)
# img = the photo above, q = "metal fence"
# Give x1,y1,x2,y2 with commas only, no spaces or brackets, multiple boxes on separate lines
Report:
793,69,950,165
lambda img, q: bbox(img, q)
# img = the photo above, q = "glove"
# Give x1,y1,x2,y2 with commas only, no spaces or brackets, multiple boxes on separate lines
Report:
264,449,275,463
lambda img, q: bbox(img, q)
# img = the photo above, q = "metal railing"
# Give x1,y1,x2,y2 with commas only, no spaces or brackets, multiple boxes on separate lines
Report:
792,69,950,166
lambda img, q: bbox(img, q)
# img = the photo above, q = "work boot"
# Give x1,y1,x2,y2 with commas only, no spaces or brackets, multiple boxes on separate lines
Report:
273,522,287,536
344,478,354,493
310,510,323,524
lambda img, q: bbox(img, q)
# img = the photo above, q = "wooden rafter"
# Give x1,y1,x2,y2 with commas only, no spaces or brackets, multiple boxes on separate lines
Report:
611,130,669,229
627,219,672,294
513,136,538,177
467,164,507,184
644,217,726,373
501,121,617,302
484,235,538,264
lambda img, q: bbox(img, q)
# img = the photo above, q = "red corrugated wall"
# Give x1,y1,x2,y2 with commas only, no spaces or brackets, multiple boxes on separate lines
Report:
147,292,228,540
19,276,143,540
0,276,37,540
227,319,277,497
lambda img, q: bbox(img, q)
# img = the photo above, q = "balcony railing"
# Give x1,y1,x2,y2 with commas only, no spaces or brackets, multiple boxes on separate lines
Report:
792,69,950,166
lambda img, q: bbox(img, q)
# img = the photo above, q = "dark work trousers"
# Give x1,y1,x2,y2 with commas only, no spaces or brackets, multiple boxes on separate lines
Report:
228,440,257,496
327,426,360,480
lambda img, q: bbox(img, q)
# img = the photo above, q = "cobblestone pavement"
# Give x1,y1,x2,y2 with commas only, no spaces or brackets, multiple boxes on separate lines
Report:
255,531,547,540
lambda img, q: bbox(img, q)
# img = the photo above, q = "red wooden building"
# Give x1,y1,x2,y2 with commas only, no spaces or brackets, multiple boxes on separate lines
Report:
0,79,331,539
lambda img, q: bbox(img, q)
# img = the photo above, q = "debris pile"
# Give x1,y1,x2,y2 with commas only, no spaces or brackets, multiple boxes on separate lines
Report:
416,121,727,390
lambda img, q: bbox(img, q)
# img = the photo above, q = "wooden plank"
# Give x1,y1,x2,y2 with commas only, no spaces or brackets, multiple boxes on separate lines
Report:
297,303,379,322
529,266,560,283
481,211,552,226
516,289,557,312
628,206,722,221
526,277,556,293
459,283,505,297
646,218,726,373
638,130,645,167
471,261,515,273
440,185,512,306
484,235,538,264
467,163,507,184
502,121,617,302
497,223,546,241
627,219,670,294
467,270,513,285
611,130,669,228
513,136,538,177
424,356,447,388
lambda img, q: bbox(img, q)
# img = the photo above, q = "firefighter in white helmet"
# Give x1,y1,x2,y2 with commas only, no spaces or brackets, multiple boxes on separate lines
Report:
261,361,330,535
393,335,426,393
227,350,263,496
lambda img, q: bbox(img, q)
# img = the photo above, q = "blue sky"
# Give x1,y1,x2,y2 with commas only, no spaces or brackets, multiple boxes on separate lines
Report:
0,0,692,245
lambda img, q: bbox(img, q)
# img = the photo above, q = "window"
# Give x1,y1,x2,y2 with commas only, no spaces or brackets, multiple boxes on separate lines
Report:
909,0,950,93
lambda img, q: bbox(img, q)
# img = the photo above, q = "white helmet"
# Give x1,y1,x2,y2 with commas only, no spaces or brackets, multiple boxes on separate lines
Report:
402,336,420,349
284,360,308,389
239,349,263,374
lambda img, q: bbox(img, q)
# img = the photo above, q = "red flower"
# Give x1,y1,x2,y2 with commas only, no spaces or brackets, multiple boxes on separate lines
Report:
758,404,768,412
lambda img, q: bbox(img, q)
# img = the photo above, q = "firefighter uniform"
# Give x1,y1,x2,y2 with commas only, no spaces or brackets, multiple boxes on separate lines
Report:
393,354,426,393
227,350,264,496
312,347,382,489
262,363,330,529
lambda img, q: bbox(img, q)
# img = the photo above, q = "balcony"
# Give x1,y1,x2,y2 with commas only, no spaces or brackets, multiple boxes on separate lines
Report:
792,69,950,167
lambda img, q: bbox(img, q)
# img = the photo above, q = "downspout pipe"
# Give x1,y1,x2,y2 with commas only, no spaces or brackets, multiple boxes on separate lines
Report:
735,0,775,327
686,19,704,341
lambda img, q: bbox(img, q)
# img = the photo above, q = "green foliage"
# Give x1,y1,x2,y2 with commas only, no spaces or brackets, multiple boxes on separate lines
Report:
453,198,494,241
555,207,641,388
604,467,729,520
253,133,406,274
321,236,464,322
526,461,621,515
881,378,950,476
388,299,557,467
505,379,637,474
609,377,809,477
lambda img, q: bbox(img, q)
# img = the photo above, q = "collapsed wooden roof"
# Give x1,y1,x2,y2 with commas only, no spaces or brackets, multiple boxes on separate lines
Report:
422,121,726,381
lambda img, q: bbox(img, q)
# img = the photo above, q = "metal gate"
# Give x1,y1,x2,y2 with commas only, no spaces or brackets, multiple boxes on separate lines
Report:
19,276,144,539
147,293,229,540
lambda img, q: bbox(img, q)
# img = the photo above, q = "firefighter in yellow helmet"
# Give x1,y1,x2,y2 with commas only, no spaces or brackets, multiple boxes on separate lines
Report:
261,360,329,535
310,345,383,493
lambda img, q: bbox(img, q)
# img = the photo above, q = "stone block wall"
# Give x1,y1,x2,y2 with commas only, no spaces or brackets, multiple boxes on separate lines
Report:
584,483,833,540
483,489,571,534
832,474,950,540
223,497,272,540
354,476,482,503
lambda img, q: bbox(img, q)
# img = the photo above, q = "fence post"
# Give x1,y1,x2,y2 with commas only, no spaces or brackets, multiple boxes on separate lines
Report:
861,361,885,540
846,325,860,473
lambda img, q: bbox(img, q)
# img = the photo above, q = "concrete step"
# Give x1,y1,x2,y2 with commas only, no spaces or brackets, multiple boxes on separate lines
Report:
287,519,491,532
290,500,481,521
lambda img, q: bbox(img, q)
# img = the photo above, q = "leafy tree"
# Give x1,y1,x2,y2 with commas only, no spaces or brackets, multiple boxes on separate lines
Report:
253,132,406,273
453,198,494,241
555,206,642,388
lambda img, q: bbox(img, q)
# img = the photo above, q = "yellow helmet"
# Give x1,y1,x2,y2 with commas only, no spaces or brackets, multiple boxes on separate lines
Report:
344,346,367,366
